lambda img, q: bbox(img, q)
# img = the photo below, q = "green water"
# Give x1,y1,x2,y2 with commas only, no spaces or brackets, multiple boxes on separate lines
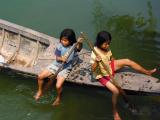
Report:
0,0,160,120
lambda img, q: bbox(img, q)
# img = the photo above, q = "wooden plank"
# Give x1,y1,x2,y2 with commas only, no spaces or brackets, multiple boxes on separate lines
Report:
7,34,21,63
24,41,40,67
0,29,5,53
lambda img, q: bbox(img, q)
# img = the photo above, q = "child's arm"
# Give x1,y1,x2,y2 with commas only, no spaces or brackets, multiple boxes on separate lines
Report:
56,50,74,63
91,55,101,72
91,61,98,72
110,55,115,61
108,49,114,61
75,37,83,52
76,43,83,52
55,44,67,63
56,56,66,63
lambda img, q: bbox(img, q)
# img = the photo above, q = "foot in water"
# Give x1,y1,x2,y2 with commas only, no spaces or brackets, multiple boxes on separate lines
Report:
52,98,60,106
113,111,122,120
34,91,43,101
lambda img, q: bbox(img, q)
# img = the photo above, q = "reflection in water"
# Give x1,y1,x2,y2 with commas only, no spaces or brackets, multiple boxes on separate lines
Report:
93,0,160,68
92,1,160,119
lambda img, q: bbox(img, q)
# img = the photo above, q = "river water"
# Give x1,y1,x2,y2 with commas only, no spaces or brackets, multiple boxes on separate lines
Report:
0,0,160,120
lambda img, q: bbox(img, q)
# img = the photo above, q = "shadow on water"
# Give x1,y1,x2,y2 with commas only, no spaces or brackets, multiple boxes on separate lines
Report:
93,0,160,69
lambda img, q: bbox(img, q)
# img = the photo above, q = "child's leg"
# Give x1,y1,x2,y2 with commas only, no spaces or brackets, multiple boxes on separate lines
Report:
114,59,156,75
43,79,54,92
34,70,52,100
52,76,65,106
105,81,122,120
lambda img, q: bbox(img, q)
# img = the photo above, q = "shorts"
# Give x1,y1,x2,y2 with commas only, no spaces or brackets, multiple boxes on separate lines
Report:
98,60,115,86
46,64,70,78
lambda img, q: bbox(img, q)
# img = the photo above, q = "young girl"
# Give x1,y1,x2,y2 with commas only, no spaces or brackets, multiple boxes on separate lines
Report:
34,28,82,106
90,31,156,120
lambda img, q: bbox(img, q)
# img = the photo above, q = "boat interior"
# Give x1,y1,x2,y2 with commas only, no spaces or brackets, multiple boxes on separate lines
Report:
0,27,49,67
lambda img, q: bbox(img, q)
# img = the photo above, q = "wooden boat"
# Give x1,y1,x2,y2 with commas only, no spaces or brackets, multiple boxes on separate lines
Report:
0,19,160,95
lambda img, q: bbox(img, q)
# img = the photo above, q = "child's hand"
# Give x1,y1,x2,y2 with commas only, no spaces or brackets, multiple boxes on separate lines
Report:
77,37,83,43
61,55,67,62
95,55,102,62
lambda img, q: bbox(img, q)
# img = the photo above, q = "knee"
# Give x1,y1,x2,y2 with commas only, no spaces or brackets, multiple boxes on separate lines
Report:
124,58,133,65
124,58,131,63
38,74,44,80
56,84,62,90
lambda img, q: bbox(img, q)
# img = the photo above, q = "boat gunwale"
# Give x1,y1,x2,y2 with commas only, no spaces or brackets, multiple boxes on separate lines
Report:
0,19,58,46
0,19,160,95
1,66,160,96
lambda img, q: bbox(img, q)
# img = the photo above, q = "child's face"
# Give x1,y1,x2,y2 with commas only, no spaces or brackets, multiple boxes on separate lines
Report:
61,37,70,47
100,41,110,51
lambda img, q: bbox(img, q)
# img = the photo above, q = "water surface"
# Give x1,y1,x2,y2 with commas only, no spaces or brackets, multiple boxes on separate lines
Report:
0,0,160,120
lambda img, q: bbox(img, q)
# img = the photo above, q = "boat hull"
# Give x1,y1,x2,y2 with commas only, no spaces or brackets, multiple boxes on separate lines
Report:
0,19,160,95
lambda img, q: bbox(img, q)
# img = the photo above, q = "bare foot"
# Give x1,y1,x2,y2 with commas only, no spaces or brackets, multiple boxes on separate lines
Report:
52,98,60,106
113,111,122,120
34,91,43,101
147,68,156,75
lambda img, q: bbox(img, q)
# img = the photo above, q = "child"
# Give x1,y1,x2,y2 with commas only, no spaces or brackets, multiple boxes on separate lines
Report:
90,31,156,120
34,28,82,106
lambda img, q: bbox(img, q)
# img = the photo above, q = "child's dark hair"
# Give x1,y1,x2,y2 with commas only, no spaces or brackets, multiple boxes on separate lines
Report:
95,31,112,48
60,28,76,45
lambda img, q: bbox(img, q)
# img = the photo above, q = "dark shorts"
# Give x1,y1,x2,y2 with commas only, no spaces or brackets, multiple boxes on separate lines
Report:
98,60,115,86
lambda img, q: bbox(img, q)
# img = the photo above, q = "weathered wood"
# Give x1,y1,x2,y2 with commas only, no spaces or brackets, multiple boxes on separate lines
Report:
24,40,40,67
0,19,159,95
0,19,51,45
0,29,5,53
7,34,21,64
30,41,40,66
